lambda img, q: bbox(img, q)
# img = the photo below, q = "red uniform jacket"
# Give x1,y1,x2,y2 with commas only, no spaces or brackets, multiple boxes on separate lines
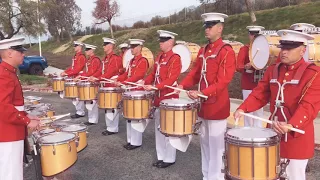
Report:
180,38,236,120
144,50,182,106
79,55,101,77
93,52,123,79
117,54,148,84
64,52,86,77
238,59,320,159
0,62,30,142
236,45,258,90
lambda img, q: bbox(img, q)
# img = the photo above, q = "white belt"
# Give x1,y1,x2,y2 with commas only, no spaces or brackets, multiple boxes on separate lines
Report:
245,70,253,73
15,106,25,111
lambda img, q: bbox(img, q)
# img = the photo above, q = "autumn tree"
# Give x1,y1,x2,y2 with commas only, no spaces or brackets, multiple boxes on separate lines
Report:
92,0,120,38
0,0,45,40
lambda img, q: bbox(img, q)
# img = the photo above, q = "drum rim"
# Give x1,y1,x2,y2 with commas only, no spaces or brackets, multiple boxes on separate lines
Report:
98,87,123,92
224,172,279,180
122,91,154,99
39,128,56,134
60,124,88,132
65,82,77,85
77,82,99,86
159,98,198,108
37,132,77,145
53,77,64,80
249,34,270,70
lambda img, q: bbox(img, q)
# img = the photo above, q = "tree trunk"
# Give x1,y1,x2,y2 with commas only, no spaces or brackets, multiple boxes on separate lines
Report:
245,0,256,23
108,20,114,38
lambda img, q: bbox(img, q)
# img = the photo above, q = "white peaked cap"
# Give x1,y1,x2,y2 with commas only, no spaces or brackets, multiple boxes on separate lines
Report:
119,43,129,48
73,41,83,46
157,30,178,39
103,37,116,44
0,37,25,50
201,13,228,23
84,43,97,50
246,26,265,32
290,23,315,31
129,39,145,45
277,29,314,45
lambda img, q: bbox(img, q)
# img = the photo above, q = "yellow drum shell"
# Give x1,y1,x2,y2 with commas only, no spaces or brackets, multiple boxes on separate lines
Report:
46,111,55,118
60,124,88,152
64,82,78,99
38,132,77,177
308,34,320,66
77,82,98,101
52,77,65,92
123,99,152,120
98,87,123,109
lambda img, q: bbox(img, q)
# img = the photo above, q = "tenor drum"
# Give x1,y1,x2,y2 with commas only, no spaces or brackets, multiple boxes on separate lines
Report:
122,91,154,120
159,98,198,136
60,124,88,152
64,81,78,99
46,110,55,118
123,47,154,75
224,127,280,180
37,132,77,177
173,42,201,73
98,87,123,109
77,81,98,101
223,40,244,59
308,34,320,66
52,77,65,92
40,120,53,130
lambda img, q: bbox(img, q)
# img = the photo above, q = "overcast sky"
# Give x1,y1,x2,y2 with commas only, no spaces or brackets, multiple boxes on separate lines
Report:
75,0,201,28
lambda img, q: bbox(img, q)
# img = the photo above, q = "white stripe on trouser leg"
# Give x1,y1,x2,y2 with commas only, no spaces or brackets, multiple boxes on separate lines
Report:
154,109,176,163
105,109,119,132
242,90,264,127
285,159,308,180
126,121,142,146
88,101,99,124
74,99,85,116
200,118,226,180
0,140,24,180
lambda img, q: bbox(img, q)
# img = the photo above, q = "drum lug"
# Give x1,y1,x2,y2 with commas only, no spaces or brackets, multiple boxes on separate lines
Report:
52,145,56,155
148,107,156,119
221,152,227,173
117,100,123,109
76,135,80,147
68,143,72,152
192,121,202,135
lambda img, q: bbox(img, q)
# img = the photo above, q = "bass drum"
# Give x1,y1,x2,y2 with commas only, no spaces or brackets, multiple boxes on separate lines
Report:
122,47,154,75
223,40,244,58
308,34,320,66
173,41,201,73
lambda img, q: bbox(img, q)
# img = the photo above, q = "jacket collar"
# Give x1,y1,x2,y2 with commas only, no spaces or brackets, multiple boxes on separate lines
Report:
0,61,17,74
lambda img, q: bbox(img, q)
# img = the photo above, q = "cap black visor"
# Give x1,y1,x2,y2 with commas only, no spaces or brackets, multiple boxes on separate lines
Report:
277,40,304,49
74,44,79,47
103,42,111,46
130,44,140,48
158,37,172,42
10,45,27,52
85,48,92,51
203,20,220,29
249,31,260,35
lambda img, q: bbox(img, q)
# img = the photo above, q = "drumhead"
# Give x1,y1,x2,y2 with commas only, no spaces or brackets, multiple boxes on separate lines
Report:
51,119,74,128
160,98,196,107
123,90,153,98
249,35,270,70
77,81,98,86
226,127,277,142
172,44,191,73
65,81,77,86
37,132,76,145
39,128,55,135
53,77,64,81
61,124,87,132
123,49,134,69
99,87,122,92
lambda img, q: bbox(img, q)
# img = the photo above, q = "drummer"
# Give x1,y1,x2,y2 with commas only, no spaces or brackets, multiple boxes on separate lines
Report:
114,39,149,150
119,43,129,59
175,13,236,179
142,30,182,168
234,30,320,180
74,44,101,126
0,37,40,180
60,41,87,119
236,26,265,127
89,37,123,135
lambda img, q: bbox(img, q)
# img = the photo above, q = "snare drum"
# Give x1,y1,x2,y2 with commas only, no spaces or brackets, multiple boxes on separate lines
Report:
40,120,53,130
52,77,65,92
64,81,78,99
39,128,56,135
98,87,123,109
77,81,98,101
224,127,280,180
159,98,198,136
37,132,77,177
60,124,88,152
46,110,55,117
122,91,154,120
51,119,75,131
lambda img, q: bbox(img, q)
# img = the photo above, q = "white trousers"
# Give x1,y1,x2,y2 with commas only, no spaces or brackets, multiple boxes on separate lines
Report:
0,140,24,180
200,118,227,180
154,109,176,163
105,109,120,132
87,101,99,124
74,99,85,116
126,121,142,146
285,159,308,180
242,90,264,127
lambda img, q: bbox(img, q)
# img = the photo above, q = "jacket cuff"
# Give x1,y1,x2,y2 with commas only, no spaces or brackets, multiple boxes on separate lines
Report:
201,86,216,97
18,112,31,125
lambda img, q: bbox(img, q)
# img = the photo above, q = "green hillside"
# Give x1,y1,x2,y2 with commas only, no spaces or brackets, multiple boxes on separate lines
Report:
32,2,320,57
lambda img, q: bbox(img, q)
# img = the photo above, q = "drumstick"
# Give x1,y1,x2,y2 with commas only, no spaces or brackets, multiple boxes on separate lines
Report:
102,78,125,86
125,81,158,90
164,92,178,97
79,76,90,79
239,112,305,134
164,85,208,99
252,48,260,60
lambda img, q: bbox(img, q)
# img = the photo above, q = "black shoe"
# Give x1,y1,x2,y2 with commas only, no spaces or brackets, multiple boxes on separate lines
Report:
156,162,175,168
123,143,131,149
125,144,141,150
152,160,163,167
102,130,118,136
71,114,85,119
84,122,96,126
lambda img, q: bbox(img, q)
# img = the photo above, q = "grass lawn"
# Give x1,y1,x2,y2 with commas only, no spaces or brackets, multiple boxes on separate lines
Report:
19,74,48,85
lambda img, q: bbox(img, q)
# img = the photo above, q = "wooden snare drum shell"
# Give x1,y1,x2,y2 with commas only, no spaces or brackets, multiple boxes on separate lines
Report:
160,108,196,136
52,79,65,92
39,138,77,176
64,84,78,99
123,99,152,120
46,111,55,118
78,86,98,101
98,91,122,109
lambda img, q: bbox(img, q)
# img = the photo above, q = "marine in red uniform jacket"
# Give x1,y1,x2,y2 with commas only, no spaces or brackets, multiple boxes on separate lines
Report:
79,55,101,78
117,54,148,84
236,45,258,90
144,50,182,106
0,61,31,142
92,51,122,79
179,38,236,120
64,52,86,77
